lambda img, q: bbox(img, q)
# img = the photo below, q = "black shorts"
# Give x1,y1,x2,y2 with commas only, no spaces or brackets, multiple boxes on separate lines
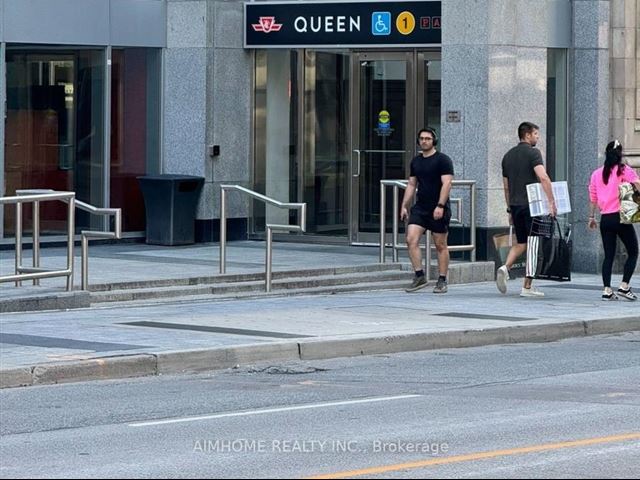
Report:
511,205,532,244
408,205,451,234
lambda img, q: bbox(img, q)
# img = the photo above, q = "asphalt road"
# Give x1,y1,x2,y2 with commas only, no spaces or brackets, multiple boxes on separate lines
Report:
1,332,639,478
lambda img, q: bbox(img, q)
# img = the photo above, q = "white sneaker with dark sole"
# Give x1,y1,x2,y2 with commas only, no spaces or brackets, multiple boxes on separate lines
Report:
617,288,637,301
520,287,545,298
496,265,509,294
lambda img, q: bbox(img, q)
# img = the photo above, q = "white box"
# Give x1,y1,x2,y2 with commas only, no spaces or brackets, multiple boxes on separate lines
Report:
526,181,571,217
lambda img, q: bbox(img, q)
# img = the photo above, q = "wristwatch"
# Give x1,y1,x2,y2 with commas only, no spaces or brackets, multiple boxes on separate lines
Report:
436,203,445,209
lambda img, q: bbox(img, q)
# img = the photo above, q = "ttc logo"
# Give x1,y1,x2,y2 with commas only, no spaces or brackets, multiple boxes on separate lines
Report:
252,16,283,33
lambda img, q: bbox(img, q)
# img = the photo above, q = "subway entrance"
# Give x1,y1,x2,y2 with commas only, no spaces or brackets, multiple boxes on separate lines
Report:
251,49,441,245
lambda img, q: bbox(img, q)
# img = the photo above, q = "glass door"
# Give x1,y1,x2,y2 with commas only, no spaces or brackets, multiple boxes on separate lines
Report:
350,51,415,243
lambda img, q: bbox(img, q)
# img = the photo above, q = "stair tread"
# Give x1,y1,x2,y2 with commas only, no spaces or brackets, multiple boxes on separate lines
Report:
91,279,413,308
91,270,411,297
89,261,494,304
89,263,406,292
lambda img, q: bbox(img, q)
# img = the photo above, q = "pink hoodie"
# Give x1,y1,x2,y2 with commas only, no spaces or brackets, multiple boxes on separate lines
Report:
589,165,639,214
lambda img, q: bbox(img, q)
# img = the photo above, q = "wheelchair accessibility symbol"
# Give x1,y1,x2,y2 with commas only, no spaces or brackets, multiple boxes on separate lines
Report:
372,12,391,36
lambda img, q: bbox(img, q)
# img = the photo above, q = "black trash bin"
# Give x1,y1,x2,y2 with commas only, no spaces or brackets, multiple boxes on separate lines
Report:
138,174,204,245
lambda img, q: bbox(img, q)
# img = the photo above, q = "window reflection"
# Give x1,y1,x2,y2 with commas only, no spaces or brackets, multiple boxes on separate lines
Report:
4,49,104,235
3,46,161,237
110,48,161,232
547,49,568,182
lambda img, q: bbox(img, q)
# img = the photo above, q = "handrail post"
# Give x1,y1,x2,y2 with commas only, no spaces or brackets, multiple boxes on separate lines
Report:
471,183,477,261
392,185,399,263
81,234,89,290
15,202,22,287
379,182,386,263
66,196,75,291
266,226,273,292
220,187,227,274
300,203,307,232
33,200,40,285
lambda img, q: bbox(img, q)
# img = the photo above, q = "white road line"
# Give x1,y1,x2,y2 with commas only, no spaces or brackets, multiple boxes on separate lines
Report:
128,394,422,427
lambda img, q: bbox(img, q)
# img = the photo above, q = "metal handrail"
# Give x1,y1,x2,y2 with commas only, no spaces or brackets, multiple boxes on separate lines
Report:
14,189,121,290
379,179,477,280
0,191,76,290
75,200,122,290
220,185,306,292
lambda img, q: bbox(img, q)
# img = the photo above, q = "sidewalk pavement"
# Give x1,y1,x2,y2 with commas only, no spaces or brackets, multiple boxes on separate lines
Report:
1,241,639,388
1,241,390,288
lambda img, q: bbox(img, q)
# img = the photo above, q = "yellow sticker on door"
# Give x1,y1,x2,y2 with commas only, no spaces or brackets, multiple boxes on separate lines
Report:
376,110,394,136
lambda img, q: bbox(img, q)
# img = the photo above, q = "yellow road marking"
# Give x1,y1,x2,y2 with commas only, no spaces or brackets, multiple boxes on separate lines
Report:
307,432,640,479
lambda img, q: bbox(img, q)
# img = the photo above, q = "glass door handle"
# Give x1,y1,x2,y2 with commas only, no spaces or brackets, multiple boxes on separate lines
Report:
352,150,406,177
352,149,361,177
356,150,407,153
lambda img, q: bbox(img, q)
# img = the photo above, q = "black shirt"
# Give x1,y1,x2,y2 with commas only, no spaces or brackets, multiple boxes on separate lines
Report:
502,142,544,206
409,151,454,210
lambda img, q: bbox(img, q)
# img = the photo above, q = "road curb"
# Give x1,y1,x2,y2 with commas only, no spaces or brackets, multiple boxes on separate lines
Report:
156,342,300,375
0,355,158,389
0,367,33,388
1,317,638,389
298,318,640,360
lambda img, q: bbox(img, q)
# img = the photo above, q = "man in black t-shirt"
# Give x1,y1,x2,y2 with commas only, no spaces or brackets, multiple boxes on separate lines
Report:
497,121,556,298
400,127,454,294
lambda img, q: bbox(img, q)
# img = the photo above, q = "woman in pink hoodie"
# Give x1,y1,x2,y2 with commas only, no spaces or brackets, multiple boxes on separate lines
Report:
588,140,640,301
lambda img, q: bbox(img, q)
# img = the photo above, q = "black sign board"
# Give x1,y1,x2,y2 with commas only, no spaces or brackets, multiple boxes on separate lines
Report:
244,1,441,48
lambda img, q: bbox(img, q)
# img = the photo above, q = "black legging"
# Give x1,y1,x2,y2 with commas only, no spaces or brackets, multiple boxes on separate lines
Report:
599,213,639,287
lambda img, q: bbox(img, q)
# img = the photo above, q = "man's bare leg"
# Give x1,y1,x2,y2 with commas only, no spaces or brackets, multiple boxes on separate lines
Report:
431,232,449,277
405,224,429,292
406,224,427,271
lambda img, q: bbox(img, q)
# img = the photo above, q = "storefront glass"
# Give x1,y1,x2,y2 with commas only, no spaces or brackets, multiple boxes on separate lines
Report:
3,46,161,237
547,48,569,182
110,48,161,232
424,57,441,136
252,50,299,233
303,51,350,235
4,48,104,235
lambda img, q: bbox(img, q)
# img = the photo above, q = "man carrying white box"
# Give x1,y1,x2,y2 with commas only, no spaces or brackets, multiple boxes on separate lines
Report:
497,122,557,297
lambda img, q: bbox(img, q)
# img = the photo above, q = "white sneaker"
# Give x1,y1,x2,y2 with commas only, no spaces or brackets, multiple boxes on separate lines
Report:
520,287,545,298
496,265,509,294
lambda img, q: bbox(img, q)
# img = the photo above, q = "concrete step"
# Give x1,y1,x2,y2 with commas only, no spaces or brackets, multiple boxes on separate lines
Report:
0,287,91,314
90,269,410,303
90,278,415,309
90,261,495,305
0,261,495,312
88,263,405,292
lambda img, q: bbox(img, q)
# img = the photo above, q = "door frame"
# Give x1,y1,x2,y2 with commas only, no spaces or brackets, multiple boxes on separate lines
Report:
258,48,441,247
349,50,416,244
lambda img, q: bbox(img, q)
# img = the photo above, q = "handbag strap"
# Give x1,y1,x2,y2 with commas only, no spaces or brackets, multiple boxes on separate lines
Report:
552,217,566,240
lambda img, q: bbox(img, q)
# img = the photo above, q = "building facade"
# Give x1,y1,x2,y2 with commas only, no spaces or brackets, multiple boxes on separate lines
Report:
1,0,639,274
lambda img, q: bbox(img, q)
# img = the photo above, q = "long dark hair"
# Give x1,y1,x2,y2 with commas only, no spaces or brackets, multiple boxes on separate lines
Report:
603,140,624,185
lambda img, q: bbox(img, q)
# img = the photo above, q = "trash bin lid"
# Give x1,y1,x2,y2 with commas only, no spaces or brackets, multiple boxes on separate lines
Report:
138,174,204,181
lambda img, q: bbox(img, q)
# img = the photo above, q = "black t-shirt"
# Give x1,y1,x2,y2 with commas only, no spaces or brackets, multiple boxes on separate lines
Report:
409,151,454,210
502,142,544,206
